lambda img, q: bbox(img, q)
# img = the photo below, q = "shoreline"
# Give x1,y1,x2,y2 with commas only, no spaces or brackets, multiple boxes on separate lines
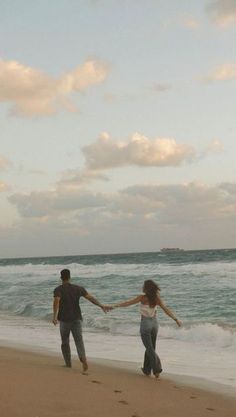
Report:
1,341,236,399
0,345,236,417
92,357,236,399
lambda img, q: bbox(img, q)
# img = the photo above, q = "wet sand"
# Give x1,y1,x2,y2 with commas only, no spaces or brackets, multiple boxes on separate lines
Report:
0,346,235,417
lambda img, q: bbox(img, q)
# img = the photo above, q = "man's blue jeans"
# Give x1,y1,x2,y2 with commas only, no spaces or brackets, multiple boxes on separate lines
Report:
140,316,162,375
60,319,86,367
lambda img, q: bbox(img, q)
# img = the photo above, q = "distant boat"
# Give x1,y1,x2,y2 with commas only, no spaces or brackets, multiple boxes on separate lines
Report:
160,248,184,253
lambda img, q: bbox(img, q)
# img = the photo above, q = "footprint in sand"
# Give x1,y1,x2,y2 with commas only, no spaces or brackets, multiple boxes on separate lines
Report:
173,385,181,389
190,395,197,399
91,380,101,384
114,390,122,393
206,408,215,412
119,400,129,405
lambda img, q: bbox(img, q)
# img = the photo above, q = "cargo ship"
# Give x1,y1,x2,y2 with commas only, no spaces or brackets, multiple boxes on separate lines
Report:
160,248,184,253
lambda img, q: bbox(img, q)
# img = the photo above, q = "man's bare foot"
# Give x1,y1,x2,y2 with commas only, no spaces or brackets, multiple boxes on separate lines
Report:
63,364,72,368
154,373,160,379
82,359,88,374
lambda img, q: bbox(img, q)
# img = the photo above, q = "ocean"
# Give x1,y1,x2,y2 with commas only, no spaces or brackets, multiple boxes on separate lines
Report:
0,249,235,388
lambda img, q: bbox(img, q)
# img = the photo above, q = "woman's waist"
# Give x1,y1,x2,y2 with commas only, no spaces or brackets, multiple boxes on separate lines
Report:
141,314,157,320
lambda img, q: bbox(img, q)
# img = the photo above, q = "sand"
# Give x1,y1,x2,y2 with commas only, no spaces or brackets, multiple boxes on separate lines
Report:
0,346,235,417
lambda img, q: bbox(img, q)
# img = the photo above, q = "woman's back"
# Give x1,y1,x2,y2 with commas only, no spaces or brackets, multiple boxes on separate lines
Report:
140,294,158,318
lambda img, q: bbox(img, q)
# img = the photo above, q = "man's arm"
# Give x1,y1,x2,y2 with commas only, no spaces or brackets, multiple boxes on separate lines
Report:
84,293,110,312
52,296,60,325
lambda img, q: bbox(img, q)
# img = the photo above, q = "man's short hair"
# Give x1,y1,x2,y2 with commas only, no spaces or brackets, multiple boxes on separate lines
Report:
60,269,71,281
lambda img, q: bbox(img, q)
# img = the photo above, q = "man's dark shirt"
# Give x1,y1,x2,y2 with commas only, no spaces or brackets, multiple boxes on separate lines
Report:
53,283,88,322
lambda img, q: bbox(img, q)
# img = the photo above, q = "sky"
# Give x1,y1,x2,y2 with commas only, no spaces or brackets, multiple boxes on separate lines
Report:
0,0,236,257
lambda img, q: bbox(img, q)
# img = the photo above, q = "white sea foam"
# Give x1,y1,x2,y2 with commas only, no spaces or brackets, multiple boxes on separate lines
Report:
160,323,236,350
1,259,236,279
0,313,235,389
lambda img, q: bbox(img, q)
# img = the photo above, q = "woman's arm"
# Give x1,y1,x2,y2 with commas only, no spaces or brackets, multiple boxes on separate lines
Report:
157,296,182,327
113,295,143,308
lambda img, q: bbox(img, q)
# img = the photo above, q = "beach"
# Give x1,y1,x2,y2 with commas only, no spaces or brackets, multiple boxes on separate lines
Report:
0,251,236,416
0,250,236,389
1,346,236,417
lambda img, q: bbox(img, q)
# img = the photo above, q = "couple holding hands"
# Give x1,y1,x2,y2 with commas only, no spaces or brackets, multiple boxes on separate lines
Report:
53,269,181,377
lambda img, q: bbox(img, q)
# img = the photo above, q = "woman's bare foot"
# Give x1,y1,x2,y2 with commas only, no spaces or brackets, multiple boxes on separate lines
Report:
141,367,150,377
154,373,160,379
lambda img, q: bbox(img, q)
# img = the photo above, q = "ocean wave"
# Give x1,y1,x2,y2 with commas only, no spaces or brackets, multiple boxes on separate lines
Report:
0,299,235,350
160,322,236,349
1,259,236,282
81,316,236,350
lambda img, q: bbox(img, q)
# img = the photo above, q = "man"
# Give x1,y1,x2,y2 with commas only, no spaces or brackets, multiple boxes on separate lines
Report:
53,268,108,373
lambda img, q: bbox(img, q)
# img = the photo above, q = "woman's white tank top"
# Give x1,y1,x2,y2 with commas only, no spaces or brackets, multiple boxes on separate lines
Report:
140,303,157,318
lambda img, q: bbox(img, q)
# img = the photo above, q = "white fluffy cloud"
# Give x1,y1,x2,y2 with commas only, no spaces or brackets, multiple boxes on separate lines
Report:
205,63,236,81
0,58,108,116
207,0,236,27
82,132,195,170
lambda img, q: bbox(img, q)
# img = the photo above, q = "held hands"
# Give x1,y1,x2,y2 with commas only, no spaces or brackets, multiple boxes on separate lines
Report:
101,305,114,313
102,305,114,313
52,318,58,325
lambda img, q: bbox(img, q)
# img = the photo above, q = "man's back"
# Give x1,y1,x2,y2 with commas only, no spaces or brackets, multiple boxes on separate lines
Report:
54,283,87,322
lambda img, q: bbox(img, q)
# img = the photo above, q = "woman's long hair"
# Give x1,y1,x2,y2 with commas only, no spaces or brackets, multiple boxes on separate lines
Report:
143,280,160,307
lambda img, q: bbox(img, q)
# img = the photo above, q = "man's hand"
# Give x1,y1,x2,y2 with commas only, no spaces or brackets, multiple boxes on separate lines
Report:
175,319,182,327
52,318,58,325
101,305,113,313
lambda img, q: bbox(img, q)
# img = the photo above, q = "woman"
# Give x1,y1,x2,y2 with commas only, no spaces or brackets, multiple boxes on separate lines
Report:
111,280,182,378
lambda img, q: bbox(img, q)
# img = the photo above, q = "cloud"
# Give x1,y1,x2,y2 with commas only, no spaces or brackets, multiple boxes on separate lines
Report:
0,58,108,117
82,132,195,170
7,180,236,258
58,168,109,190
7,180,236,255
196,139,224,160
0,182,8,192
182,16,200,29
207,0,236,27
151,83,172,93
103,93,118,103
204,63,236,81
0,156,11,192
9,188,108,218
0,156,11,171
9,180,236,224
205,139,224,153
